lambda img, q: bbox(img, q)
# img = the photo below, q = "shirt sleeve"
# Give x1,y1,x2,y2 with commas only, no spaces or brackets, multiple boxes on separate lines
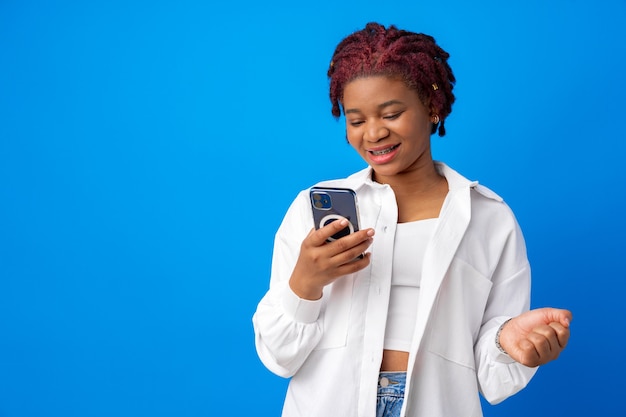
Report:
474,206,538,404
252,190,326,378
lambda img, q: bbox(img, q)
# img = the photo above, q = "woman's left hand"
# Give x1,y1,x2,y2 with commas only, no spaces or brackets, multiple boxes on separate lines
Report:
498,307,572,367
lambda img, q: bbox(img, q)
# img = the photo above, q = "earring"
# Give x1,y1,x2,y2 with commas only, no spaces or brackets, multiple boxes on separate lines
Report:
432,115,440,124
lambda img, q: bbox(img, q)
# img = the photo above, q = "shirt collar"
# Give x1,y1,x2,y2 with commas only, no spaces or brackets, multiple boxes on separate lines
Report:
342,162,478,192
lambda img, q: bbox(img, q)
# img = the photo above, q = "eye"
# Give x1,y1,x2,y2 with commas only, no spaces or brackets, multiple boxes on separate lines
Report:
348,119,364,127
383,112,402,120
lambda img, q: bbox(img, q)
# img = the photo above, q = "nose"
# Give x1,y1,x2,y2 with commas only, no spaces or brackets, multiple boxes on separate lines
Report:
364,122,390,143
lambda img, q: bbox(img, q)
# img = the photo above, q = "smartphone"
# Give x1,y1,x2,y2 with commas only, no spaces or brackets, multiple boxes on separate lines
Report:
310,187,361,242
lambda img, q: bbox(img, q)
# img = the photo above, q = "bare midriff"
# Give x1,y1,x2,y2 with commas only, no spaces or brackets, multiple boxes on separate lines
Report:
380,349,409,372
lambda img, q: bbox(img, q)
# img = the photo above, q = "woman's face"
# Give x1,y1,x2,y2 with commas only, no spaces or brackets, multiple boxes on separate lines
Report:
342,76,435,182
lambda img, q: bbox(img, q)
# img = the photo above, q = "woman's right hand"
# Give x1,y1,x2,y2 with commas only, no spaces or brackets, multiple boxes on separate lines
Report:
289,218,374,300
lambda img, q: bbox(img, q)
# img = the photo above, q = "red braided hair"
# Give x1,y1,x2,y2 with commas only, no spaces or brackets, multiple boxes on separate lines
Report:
328,22,456,136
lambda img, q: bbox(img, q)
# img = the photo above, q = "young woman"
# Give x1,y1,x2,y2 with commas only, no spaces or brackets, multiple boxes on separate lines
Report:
253,22,571,417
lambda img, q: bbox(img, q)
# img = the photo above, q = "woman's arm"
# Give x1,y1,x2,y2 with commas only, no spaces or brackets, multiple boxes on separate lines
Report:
252,191,373,377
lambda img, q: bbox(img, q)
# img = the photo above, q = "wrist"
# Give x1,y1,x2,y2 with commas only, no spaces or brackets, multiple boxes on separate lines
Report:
289,277,323,301
495,318,513,355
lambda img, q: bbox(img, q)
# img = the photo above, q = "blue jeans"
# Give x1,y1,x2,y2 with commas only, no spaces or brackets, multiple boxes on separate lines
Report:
376,372,406,417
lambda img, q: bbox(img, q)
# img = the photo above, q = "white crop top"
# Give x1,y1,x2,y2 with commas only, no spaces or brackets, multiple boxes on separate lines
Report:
383,218,437,352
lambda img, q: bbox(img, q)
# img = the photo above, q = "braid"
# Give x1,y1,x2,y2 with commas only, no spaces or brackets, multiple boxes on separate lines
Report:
328,22,456,137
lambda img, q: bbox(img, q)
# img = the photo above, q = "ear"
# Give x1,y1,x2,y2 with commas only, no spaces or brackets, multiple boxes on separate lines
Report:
430,110,440,135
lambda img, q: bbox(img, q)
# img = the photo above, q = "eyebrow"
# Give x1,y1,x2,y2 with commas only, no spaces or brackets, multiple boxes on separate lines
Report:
344,100,404,114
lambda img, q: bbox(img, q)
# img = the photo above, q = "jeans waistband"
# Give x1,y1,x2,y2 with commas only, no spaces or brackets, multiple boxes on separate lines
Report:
378,372,406,388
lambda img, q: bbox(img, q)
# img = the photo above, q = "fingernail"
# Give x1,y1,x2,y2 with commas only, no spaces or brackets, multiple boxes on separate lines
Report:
367,229,375,236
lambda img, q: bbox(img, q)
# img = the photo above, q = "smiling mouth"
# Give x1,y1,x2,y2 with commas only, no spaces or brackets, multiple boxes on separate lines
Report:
370,144,399,156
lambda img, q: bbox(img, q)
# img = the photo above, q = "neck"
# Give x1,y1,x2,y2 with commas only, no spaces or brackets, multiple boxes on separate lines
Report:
373,160,449,222
373,160,443,195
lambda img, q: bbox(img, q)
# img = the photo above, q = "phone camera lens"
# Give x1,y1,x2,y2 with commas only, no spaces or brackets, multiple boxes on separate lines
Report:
312,192,332,209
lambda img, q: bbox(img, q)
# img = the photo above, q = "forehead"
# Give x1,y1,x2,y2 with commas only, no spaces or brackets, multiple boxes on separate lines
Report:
342,76,422,108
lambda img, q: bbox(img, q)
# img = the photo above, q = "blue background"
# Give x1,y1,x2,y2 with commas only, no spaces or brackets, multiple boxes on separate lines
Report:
1,1,625,416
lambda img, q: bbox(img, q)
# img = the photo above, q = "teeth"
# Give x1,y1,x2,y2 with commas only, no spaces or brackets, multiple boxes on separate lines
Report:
371,145,398,156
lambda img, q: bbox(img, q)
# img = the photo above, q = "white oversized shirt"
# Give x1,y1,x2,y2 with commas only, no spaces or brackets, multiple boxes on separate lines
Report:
253,163,537,417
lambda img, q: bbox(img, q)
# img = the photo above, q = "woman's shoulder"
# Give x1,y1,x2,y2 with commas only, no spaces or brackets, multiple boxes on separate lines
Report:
469,183,521,233
471,183,503,203
437,161,506,205
437,162,519,226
